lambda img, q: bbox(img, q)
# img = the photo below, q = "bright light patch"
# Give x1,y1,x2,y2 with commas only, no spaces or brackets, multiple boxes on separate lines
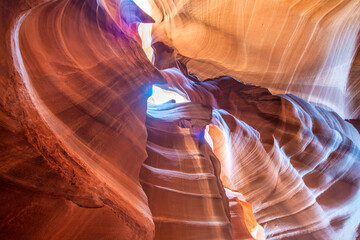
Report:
204,125,214,150
132,0,151,16
133,0,154,62
138,23,153,62
147,85,188,104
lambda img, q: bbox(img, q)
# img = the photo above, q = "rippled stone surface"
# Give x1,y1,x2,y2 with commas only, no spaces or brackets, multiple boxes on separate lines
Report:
1,0,360,239
148,0,360,119
2,0,158,238
160,68,360,239
140,102,233,240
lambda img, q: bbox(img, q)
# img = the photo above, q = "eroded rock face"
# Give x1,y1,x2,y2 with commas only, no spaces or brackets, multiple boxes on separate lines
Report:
1,0,360,239
2,0,159,238
206,79,360,239
148,0,360,119
158,69,360,239
140,102,233,240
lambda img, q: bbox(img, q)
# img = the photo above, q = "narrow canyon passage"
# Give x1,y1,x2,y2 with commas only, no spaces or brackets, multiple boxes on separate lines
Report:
1,0,360,239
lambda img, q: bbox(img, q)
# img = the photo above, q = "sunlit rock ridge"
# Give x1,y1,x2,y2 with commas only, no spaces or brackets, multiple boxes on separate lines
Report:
0,0,359,239
147,0,360,119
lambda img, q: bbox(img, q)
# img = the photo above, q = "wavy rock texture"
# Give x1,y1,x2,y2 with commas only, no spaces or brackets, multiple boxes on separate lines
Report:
1,0,360,239
2,0,160,238
210,85,360,239
140,102,233,240
160,69,360,239
148,0,360,119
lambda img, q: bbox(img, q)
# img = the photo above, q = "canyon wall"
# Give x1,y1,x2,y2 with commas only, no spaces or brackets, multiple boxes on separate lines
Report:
1,0,360,239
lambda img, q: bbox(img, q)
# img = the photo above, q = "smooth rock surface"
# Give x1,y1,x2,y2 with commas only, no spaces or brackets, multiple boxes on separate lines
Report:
148,0,360,119
161,70,360,239
1,0,360,239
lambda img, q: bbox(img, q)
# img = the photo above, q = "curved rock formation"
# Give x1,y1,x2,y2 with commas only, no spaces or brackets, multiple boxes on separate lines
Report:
1,0,360,239
141,102,233,239
148,0,360,119
3,0,159,238
159,68,360,239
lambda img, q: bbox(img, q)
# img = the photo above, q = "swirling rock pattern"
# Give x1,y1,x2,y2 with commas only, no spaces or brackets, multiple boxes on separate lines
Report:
162,72,360,239
2,0,159,238
148,0,360,119
140,102,233,240
1,0,360,239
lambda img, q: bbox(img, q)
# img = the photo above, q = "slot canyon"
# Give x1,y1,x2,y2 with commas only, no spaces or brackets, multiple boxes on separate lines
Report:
1,0,360,239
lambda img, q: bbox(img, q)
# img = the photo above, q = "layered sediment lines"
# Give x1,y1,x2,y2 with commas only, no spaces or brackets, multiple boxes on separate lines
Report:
162,70,360,239
149,0,360,119
4,0,159,238
1,0,360,239
140,102,233,239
